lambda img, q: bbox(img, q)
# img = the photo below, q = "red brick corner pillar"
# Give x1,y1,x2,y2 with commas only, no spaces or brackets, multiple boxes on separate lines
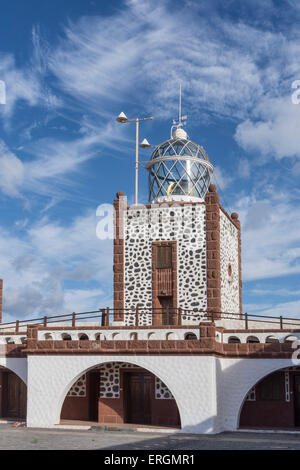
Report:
0,279,3,324
113,192,127,322
205,184,221,321
231,212,243,317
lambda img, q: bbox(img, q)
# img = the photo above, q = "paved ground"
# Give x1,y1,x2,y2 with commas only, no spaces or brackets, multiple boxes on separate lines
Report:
1,425,300,450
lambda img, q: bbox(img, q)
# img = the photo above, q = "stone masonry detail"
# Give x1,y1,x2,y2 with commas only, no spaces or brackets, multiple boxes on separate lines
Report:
124,204,207,325
99,362,173,399
220,209,240,315
155,377,174,399
68,374,86,397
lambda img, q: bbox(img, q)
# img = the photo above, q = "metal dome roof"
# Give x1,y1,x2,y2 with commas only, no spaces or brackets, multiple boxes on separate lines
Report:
149,137,210,162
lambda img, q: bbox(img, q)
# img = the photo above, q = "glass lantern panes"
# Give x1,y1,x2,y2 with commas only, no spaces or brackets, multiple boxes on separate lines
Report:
147,138,213,202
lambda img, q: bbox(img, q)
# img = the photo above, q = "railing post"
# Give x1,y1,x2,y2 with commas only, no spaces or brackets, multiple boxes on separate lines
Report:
100,309,105,326
245,312,248,330
210,311,214,323
15,320,19,332
106,307,110,326
280,316,283,329
72,312,76,327
135,306,139,327
43,316,47,327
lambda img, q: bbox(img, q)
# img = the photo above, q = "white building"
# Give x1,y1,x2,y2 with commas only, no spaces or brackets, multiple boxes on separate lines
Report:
1,123,300,432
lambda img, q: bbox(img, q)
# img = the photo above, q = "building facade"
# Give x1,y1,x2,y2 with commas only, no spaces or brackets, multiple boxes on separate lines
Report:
0,124,300,432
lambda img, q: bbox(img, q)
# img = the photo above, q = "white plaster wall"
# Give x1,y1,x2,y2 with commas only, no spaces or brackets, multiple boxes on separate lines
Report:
220,210,240,315
124,205,207,325
25,354,300,433
0,357,27,384
37,328,200,341
26,355,217,433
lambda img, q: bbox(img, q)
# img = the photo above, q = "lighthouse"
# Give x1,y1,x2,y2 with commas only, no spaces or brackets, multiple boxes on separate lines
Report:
113,119,242,326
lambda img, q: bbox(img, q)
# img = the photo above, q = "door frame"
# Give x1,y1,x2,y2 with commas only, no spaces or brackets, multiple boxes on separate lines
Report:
1,370,27,419
121,369,154,425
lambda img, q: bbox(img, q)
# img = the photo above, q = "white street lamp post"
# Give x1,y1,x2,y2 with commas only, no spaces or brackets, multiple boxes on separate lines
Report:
116,113,154,205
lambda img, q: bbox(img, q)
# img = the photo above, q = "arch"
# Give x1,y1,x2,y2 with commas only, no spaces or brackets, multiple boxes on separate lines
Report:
5,337,14,344
266,335,279,343
52,358,184,430
237,365,299,429
148,332,156,340
0,365,27,419
184,333,197,340
95,333,106,341
44,333,53,340
216,357,299,433
59,359,182,428
129,332,138,340
61,333,72,341
78,333,89,341
228,336,241,344
246,336,260,343
284,335,298,343
167,332,178,340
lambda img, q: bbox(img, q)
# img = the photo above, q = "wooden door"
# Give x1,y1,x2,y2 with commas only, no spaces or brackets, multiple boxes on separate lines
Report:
125,373,152,424
5,372,26,419
294,376,300,426
158,296,175,325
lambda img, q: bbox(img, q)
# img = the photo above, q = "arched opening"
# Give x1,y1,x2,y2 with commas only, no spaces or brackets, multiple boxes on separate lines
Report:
62,333,72,341
239,367,300,430
95,333,106,340
129,332,138,340
60,362,181,429
228,336,241,344
266,335,279,343
184,333,197,340
78,333,89,341
246,336,260,343
0,367,27,420
284,335,298,343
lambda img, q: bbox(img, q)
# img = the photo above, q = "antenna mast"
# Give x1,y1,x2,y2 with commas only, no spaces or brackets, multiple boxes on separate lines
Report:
179,83,182,124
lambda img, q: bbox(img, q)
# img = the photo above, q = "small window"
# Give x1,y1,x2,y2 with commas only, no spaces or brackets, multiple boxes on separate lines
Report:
157,245,172,269
261,374,282,401
44,333,53,340
228,336,241,344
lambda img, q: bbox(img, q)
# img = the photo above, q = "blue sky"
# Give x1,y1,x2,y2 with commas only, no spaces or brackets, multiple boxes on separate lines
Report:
0,0,300,322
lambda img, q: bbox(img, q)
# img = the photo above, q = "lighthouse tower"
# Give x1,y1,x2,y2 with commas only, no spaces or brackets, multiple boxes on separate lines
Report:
113,121,242,326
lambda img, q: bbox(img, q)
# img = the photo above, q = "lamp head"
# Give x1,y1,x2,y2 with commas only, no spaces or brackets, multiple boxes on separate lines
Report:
116,112,128,123
140,138,151,148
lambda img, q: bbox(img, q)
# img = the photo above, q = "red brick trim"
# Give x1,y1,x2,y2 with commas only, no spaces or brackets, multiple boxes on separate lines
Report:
152,241,178,326
231,212,243,317
205,185,221,320
113,192,127,322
